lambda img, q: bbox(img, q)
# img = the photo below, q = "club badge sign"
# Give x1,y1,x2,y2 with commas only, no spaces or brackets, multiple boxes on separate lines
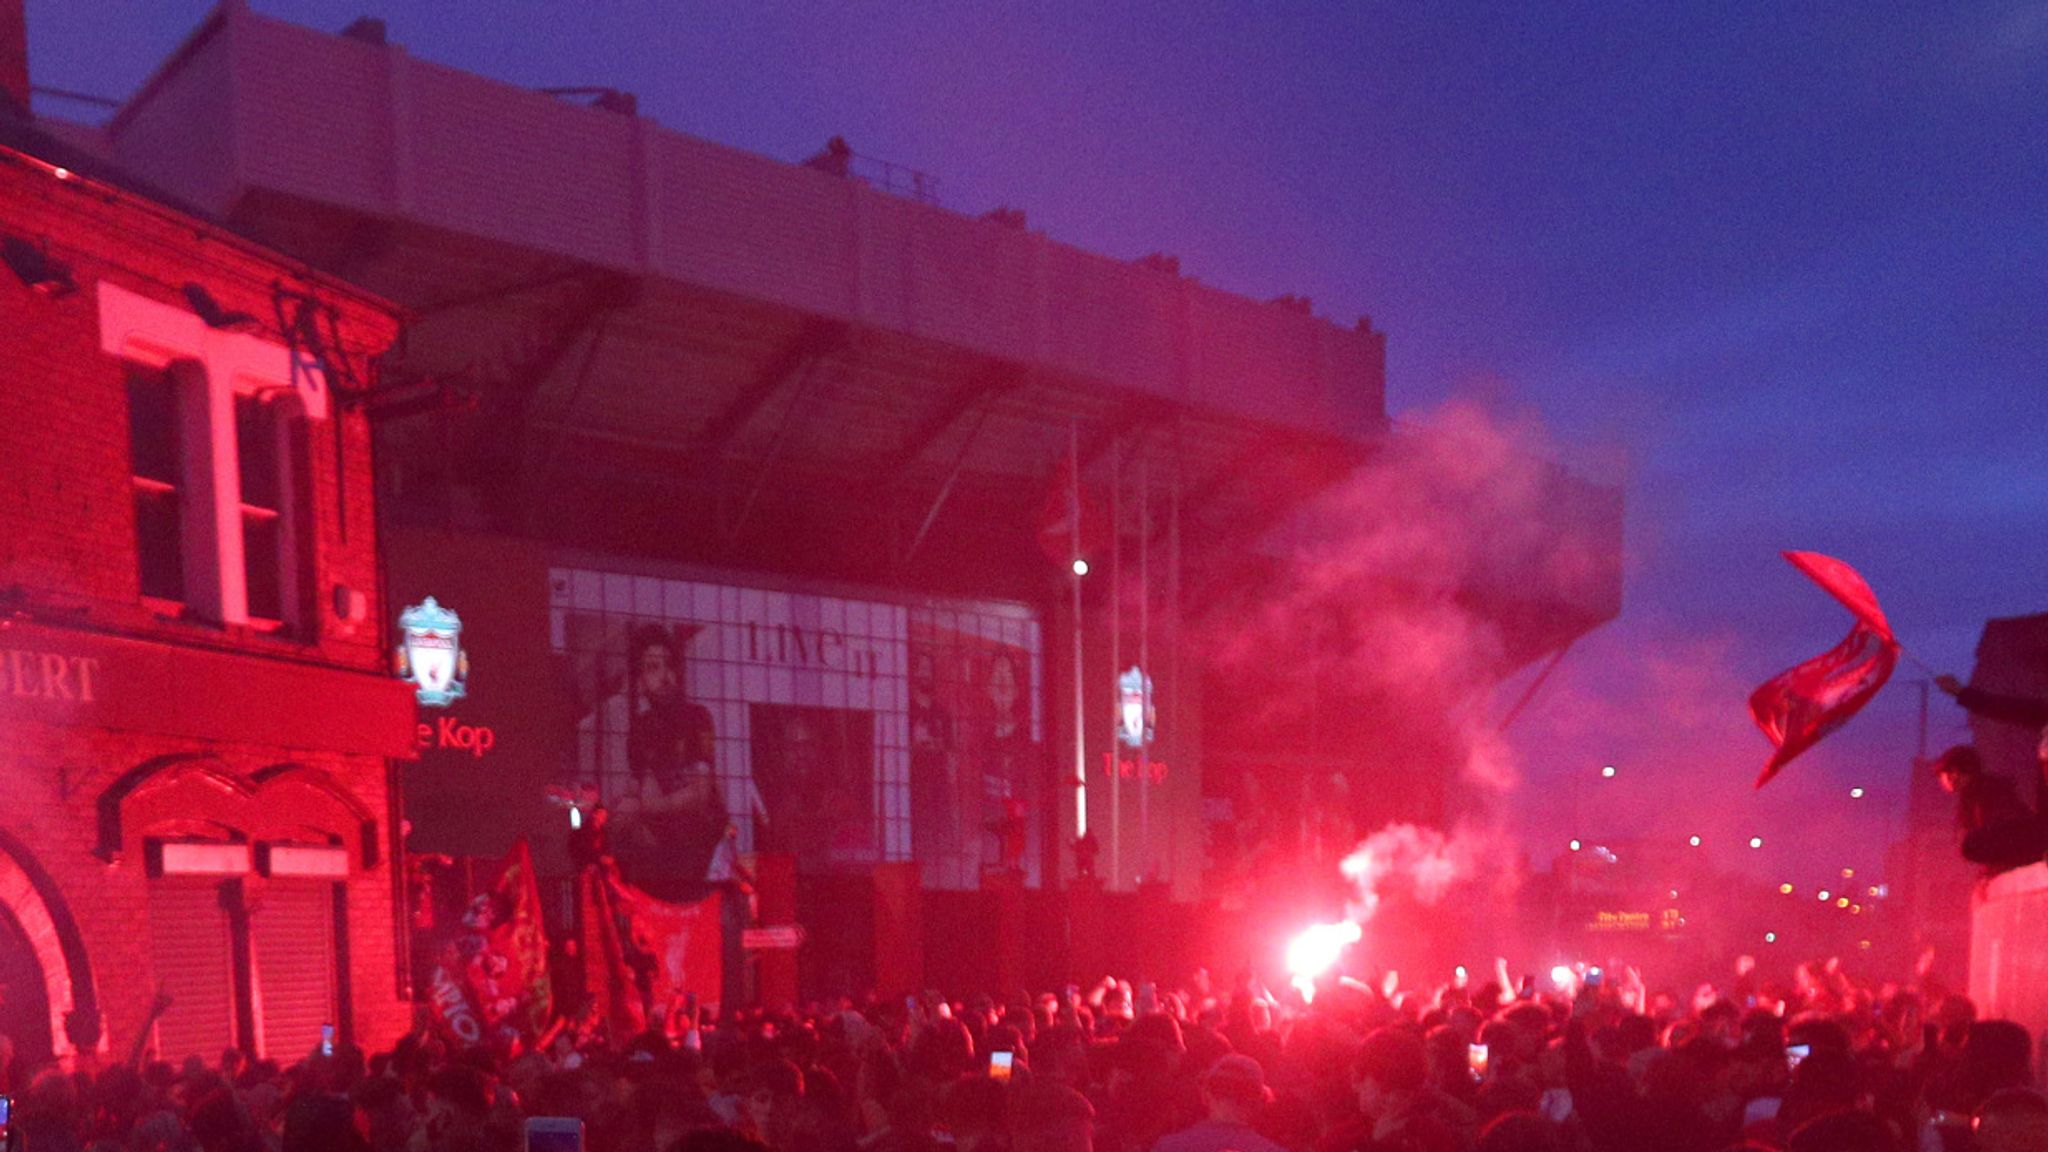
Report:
1116,665,1155,748
396,597,468,707
1104,665,1167,782
396,597,494,759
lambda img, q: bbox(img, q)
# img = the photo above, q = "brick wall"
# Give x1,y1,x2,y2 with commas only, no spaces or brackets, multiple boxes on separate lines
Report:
0,152,394,668
0,148,412,1061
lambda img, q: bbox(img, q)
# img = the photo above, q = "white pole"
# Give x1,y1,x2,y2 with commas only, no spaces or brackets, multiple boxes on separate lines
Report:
1070,422,1087,843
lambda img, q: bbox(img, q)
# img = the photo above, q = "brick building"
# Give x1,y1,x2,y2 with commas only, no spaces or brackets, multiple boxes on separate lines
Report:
0,95,414,1067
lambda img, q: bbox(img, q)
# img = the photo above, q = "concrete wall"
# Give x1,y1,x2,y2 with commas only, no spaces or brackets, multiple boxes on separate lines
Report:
106,6,1386,443
1971,863,2048,1044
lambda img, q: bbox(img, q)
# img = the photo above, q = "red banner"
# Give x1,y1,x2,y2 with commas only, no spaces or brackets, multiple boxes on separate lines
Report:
1748,552,1899,788
425,840,551,1047
581,864,721,1039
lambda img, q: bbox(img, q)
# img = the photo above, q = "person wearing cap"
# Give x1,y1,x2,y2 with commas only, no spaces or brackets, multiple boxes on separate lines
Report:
1932,745,2042,875
1151,1054,1285,1152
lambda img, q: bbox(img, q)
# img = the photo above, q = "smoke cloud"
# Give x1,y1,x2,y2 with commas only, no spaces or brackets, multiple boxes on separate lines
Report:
1209,398,1612,797
1340,821,1485,922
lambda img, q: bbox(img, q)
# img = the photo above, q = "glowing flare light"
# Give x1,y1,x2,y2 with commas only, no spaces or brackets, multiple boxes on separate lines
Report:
1286,921,1362,1000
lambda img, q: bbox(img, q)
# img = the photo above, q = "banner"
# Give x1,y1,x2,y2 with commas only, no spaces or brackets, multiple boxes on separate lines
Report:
581,863,721,1039
423,840,552,1047
1748,552,1899,788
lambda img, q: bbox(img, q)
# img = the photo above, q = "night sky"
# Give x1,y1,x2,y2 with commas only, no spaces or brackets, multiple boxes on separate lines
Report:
27,2,2048,893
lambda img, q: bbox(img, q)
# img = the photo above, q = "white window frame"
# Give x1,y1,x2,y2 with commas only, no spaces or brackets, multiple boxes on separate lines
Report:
98,282,329,629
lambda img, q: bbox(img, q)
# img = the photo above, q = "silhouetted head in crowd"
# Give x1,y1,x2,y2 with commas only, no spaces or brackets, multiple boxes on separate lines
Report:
1975,1088,2048,1152
1352,1027,1428,1119
1476,1111,1565,1152
1785,1108,1901,1152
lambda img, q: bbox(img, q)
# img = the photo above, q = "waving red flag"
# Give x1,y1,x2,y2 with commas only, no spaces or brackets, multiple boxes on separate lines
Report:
1748,552,1899,788
1035,449,1106,566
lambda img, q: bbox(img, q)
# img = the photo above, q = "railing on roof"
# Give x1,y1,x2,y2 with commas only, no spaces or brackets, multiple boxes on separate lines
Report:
801,137,940,207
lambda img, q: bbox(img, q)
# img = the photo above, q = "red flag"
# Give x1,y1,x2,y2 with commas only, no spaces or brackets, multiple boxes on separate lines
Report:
580,863,722,1039
427,840,551,1046
1748,552,1899,788
1036,450,1105,566
608,872,721,1013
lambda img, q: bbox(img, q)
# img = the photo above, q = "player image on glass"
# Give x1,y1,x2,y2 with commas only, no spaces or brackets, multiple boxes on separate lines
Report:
989,1051,1014,1082
525,1117,585,1152
1467,1043,1489,1079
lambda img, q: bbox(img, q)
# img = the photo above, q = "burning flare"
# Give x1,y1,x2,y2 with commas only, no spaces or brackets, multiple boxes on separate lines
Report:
1285,921,1362,1001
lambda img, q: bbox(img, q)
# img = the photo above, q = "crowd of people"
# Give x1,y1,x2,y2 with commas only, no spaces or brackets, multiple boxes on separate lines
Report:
4,955,2042,1152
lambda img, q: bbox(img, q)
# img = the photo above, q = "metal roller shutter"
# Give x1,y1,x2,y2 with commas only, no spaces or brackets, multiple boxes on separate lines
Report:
146,880,238,1063
251,882,336,1061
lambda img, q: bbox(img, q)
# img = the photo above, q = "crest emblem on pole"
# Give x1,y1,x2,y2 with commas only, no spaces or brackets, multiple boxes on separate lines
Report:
1117,665,1154,748
395,596,468,707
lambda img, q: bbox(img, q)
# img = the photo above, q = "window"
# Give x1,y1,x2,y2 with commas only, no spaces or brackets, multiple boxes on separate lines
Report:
127,366,185,604
235,396,290,625
99,282,329,630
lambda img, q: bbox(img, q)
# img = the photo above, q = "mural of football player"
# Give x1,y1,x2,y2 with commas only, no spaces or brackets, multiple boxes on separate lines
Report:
597,625,727,900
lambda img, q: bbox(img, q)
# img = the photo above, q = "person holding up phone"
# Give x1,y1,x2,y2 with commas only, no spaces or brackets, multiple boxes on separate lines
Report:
525,1118,584,1152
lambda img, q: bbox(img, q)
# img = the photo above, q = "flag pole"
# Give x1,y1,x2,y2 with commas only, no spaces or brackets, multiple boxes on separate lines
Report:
1070,422,1087,845
1110,441,1122,888
1138,450,1150,881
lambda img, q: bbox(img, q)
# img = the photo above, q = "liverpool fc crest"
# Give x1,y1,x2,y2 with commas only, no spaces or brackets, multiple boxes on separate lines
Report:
396,597,468,707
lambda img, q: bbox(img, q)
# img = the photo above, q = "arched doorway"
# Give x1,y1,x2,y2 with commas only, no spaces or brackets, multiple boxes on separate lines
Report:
0,900,53,1084
0,834,88,1071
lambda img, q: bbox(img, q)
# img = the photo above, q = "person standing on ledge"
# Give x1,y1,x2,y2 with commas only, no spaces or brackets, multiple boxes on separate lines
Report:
1933,745,2043,876
1937,674,2048,867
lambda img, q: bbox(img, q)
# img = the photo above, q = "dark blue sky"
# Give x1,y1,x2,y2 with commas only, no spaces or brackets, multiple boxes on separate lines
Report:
27,2,2048,888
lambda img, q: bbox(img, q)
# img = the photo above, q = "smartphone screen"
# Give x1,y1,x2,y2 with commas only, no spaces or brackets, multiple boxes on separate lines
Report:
1466,1043,1489,1079
1584,967,1603,989
1785,1043,1810,1072
320,1023,335,1057
0,1093,12,1127
525,1118,585,1152
989,1051,1014,1082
